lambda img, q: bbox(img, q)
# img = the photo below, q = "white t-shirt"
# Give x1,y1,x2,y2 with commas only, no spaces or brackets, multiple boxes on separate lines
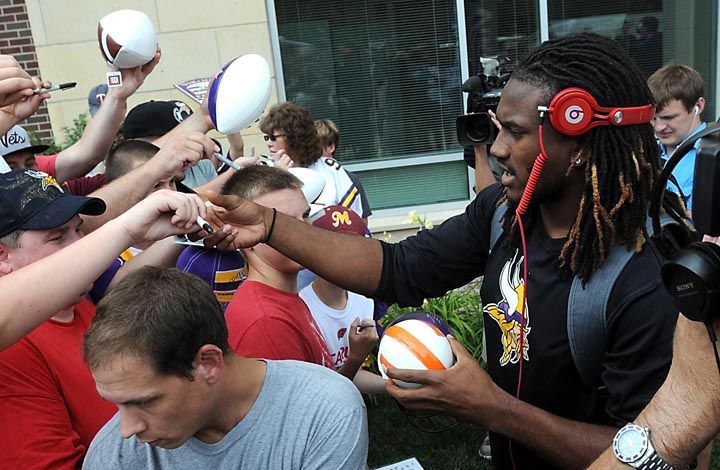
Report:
307,156,364,216
299,284,374,369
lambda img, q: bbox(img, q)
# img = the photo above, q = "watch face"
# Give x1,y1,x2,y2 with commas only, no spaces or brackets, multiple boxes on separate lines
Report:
613,425,649,463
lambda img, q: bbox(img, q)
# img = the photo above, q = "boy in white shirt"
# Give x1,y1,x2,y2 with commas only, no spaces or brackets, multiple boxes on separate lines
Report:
299,205,386,393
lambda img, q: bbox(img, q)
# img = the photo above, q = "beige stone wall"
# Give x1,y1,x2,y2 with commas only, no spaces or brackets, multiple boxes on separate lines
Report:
24,0,276,152
0,0,53,141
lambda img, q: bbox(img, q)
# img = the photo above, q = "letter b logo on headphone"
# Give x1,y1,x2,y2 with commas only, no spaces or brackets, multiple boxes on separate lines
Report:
549,89,595,135
564,105,585,125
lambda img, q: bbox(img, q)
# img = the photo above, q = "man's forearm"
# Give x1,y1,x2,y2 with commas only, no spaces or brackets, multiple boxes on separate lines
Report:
0,218,133,351
590,316,720,469
54,93,127,182
486,394,616,468
473,145,497,193
269,211,383,296
107,239,184,292
153,112,213,148
80,162,158,233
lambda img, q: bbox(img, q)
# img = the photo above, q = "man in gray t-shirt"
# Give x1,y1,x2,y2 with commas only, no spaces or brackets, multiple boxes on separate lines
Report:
82,266,368,470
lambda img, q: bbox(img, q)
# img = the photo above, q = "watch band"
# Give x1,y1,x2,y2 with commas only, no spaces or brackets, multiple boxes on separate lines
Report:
638,450,675,470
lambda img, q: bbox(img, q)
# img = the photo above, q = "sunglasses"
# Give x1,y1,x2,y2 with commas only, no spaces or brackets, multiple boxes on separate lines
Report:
263,134,286,142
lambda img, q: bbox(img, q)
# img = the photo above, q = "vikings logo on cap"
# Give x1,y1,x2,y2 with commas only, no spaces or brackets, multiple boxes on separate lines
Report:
172,101,192,123
26,170,63,192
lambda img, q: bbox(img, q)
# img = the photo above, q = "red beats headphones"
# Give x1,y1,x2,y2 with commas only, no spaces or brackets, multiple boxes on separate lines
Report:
543,87,655,136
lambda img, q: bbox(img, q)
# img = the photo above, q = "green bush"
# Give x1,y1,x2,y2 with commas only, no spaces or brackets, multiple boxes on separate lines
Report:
31,113,89,154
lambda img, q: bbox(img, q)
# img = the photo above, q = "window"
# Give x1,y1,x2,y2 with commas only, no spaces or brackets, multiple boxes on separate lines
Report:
464,0,540,78
547,0,717,119
272,0,467,210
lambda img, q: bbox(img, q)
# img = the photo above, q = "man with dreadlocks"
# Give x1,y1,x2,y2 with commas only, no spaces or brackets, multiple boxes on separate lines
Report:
202,32,690,469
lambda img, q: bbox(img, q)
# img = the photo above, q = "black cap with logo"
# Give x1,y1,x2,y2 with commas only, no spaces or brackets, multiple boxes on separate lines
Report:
0,169,106,237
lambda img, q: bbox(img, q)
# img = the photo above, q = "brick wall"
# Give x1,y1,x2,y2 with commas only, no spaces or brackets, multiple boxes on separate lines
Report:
0,0,53,142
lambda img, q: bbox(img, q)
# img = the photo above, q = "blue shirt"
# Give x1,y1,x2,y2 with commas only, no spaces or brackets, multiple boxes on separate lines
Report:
659,122,707,210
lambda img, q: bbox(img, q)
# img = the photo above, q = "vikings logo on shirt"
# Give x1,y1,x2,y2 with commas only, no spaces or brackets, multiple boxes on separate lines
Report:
25,170,63,192
483,250,531,366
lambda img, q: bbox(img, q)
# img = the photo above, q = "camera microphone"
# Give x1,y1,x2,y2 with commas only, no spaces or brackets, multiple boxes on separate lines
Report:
462,75,484,92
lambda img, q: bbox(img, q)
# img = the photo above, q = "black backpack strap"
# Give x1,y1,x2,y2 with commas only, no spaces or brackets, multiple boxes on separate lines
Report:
567,244,635,390
489,202,508,253
568,214,680,390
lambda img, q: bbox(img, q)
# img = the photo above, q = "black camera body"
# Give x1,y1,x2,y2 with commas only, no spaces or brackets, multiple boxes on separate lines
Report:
654,125,720,323
456,57,511,146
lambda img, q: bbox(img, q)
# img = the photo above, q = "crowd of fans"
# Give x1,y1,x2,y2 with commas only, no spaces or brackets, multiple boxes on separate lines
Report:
0,29,717,470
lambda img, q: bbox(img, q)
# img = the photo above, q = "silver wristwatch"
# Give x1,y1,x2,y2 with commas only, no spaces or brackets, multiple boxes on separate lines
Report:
612,423,675,470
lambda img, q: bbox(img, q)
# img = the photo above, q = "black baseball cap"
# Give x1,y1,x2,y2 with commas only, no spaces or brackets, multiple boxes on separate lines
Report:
122,100,193,139
0,169,106,237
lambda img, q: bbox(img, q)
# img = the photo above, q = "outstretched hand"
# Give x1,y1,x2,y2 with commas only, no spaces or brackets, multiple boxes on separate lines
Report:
116,190,208,244
0,75,50,125
203,192,272,250
386,335,504,426
106,48,161,101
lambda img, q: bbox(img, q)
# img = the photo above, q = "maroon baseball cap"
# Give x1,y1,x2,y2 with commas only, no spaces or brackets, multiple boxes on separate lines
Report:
311,205,366,236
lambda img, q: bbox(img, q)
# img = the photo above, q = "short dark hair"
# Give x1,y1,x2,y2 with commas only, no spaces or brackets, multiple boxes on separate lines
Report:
648,64,704,112
259,102,322,166
221,164,302,201
105,139,160,182
84,266,230,379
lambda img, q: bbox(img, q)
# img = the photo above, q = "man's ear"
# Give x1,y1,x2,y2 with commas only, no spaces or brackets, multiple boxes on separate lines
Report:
696,97,706,115
194,344,224,385
0,244,14,276
326,143,336,156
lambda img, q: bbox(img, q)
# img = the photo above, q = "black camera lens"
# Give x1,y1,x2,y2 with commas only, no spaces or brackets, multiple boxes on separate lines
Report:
456,113,494,146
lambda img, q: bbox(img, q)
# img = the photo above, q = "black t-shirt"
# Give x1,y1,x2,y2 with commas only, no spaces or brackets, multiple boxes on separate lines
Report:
376,184,676,469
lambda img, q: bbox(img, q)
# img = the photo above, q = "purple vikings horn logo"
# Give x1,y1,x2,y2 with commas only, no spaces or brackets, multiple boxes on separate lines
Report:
483,250,531,366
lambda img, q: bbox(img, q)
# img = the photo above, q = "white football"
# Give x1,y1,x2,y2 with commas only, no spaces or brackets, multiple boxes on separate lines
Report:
208,54,272,134
98,10,157,69
287,167,325,204
378,319,455,389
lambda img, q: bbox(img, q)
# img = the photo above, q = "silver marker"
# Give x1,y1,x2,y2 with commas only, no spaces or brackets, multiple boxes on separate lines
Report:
213,152,241,171
196,215,214,234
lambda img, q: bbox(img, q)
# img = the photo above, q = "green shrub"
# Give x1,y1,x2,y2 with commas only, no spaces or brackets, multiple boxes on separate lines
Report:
31,113,89,154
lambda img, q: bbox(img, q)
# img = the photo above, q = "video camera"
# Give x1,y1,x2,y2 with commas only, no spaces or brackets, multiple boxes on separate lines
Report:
649,123,720,327
456,57,511,146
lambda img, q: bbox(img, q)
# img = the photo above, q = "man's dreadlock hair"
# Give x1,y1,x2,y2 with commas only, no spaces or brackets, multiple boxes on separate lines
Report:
504,32,690,282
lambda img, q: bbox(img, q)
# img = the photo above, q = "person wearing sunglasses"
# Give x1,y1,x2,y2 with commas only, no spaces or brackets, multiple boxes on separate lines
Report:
259,102,364,218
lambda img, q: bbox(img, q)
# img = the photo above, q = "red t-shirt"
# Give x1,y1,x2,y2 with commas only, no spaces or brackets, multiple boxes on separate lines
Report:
226,280,334,369
0,299,116,469
36,154,107,196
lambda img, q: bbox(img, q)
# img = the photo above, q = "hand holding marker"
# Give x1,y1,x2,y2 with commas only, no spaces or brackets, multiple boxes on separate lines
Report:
33,82,77,94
